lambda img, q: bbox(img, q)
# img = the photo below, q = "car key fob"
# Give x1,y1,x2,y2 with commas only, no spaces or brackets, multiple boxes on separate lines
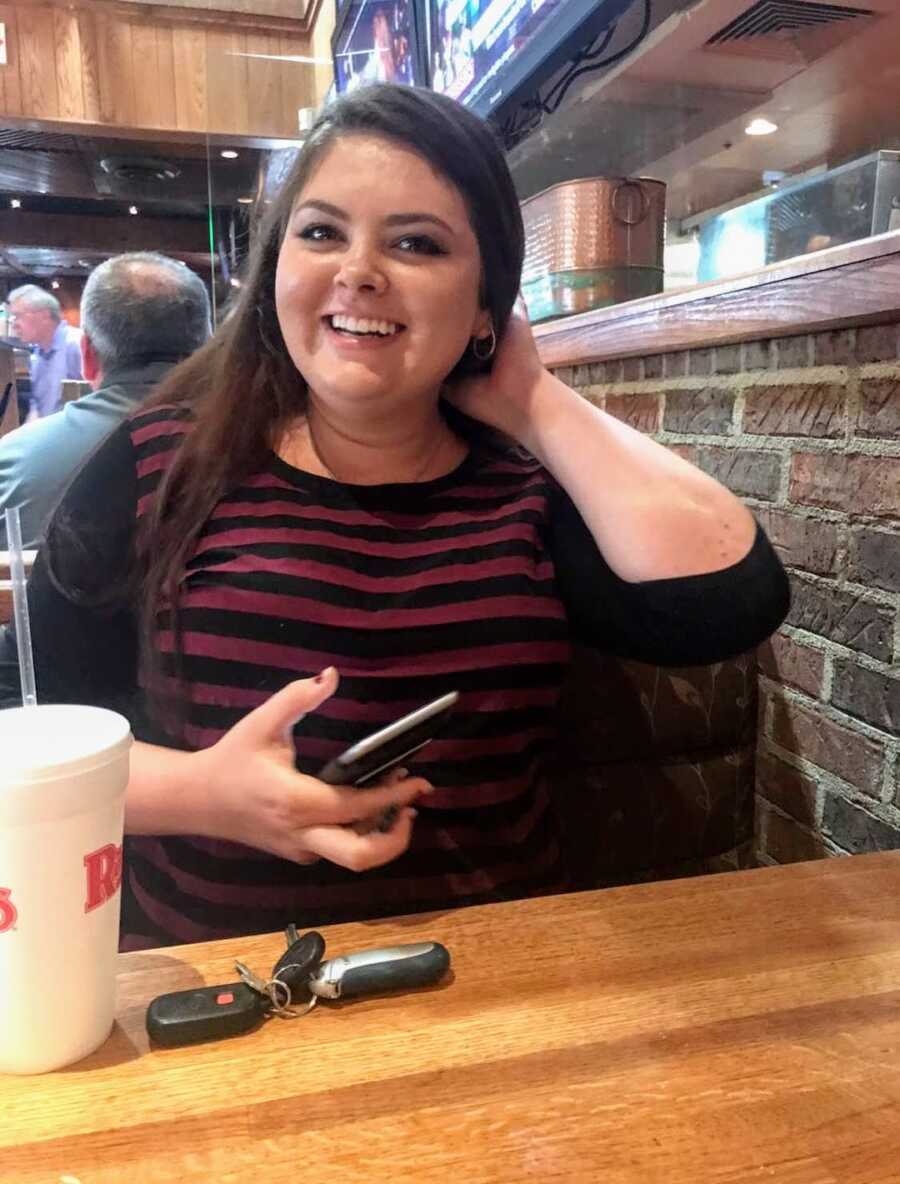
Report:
308,941,450,1000
271,929,326,1004
146,981,269,1047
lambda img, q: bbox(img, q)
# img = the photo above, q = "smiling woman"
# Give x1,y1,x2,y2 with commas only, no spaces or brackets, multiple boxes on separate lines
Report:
0,83,790,950
273,134,491,483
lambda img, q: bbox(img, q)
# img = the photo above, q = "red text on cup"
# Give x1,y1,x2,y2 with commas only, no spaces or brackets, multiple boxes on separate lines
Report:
0,888,18,933
84,844,123,913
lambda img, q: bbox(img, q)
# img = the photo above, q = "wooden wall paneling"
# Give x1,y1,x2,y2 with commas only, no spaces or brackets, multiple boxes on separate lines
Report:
109,0,319,27
53,7,85,121
205,27,249,136
310,0,333,108
96,15,134,125
232,29,250,136
130,19,164,127
16,4,59,119
172,24,208,133
0,4,24,116
77,8,101,122
279,32,313,138
244,29,282,137
0,209,208,254
154,23,177,130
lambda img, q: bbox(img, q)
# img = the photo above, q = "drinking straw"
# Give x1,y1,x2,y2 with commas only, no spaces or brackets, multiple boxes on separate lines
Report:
3,506,37,707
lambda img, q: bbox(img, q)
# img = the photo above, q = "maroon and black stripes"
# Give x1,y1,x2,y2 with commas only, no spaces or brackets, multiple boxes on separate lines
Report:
123,407,572,946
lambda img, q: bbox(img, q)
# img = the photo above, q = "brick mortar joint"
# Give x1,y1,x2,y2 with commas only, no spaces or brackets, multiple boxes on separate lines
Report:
653,430,900,457
779,623,899,676
572,367,855,396
760,674,897,747
757,729,885,814
755,797,851,858
757,794,825,835
732,388,746,435
846,367,861,445
745,500,848,523
758,737,826,825
881,738,899,802
787,569,900,609
858,361,900,380
821,651,834,703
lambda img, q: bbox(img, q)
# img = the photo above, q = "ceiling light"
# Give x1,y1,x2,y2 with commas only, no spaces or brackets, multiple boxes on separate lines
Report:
128,205,139,215
237,196,253,204
229,277,242,288
745,118,778,137
220,149,239,159
51,280,60,290
10,198,21,209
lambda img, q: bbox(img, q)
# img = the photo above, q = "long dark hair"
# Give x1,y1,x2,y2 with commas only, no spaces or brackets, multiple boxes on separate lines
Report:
136,83,525,709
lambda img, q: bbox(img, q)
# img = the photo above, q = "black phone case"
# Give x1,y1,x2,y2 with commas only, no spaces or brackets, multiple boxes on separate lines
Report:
317,703,455,786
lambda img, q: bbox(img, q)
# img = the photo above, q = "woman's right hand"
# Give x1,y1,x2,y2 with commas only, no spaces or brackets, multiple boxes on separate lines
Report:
182,667,431,869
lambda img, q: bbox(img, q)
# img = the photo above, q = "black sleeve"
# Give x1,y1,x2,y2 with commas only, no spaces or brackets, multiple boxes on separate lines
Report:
0,422,140,714
546,485,790,667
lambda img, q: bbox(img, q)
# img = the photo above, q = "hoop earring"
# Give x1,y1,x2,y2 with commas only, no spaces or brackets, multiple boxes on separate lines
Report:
471,327,496,361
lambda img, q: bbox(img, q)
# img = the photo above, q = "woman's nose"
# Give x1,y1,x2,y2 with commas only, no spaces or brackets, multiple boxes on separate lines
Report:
335,250,388,295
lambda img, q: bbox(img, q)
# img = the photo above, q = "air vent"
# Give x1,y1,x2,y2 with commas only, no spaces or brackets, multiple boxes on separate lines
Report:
99,156,181,184
708,0,873,44
0,129,82,152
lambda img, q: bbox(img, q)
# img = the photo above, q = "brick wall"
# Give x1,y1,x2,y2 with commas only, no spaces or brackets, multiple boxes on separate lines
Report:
557,322,900,866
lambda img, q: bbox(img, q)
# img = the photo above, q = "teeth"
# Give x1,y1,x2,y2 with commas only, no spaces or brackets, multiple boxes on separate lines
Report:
330,314,400,336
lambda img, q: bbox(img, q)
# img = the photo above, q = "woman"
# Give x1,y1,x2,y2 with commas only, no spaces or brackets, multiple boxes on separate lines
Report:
0,84,788,949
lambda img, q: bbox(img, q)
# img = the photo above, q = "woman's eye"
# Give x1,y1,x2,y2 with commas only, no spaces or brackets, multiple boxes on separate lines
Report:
299,224,339,243
395,235,446,256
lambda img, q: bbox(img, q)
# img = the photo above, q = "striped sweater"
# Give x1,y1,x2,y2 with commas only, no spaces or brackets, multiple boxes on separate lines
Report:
3,406,790,948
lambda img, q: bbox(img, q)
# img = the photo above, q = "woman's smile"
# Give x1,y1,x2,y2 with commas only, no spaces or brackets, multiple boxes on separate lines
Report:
321,311,407,350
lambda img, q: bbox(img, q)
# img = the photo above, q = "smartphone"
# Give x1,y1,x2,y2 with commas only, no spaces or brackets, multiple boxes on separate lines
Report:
317,691,459,787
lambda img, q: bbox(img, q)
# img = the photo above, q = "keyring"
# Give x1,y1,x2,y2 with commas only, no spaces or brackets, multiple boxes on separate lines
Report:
268,975,317,1018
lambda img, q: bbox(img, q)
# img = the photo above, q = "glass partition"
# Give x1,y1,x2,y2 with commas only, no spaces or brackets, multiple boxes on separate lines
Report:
505,0,900,318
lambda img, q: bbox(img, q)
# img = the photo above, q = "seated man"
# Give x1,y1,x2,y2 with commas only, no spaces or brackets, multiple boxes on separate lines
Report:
8,285,83,419
0,253,211,549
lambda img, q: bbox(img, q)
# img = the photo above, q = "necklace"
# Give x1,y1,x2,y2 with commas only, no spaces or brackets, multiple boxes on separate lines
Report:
305,416,451,484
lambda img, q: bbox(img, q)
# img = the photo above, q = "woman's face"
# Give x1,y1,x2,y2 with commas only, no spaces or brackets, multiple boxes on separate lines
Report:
275,134,490,416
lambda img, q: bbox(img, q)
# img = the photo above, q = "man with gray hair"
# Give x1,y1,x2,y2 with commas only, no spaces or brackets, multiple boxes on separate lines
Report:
8,284,83,418
0,253,210,547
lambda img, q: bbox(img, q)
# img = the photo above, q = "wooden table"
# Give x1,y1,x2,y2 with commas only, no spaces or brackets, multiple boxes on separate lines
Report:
0,550,35,626
0,550,37,583
4,852,900,1183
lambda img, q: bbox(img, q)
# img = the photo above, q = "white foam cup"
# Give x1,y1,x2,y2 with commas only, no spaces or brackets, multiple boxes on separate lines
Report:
0,704,132,1073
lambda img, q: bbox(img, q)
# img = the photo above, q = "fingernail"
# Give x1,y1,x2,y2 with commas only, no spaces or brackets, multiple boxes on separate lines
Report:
394,767,409,780
408,809,418,819
313,666,335,685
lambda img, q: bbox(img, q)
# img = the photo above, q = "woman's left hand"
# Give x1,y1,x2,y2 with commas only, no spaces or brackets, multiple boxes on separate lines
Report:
444,297,548,442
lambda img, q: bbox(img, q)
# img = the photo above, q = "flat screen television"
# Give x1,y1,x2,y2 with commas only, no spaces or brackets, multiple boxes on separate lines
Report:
426,0,634,121
332,0,429,95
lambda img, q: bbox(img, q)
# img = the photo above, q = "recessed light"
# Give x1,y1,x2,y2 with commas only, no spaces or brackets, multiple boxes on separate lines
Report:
10,198,21,209
745,118,778,137
51,280,60,290
128,205,139,215
220,149,239,159
237,196,253,204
